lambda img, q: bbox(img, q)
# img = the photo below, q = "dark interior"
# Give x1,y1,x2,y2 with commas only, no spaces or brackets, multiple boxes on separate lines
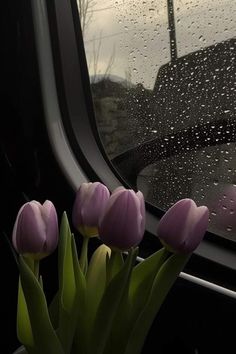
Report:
1,1,236,353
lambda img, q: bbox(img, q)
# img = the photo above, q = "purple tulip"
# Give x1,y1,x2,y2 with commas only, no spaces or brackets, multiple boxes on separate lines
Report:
157,199,209,254
12,200,58,259
72,182,110,237
99,187,146,251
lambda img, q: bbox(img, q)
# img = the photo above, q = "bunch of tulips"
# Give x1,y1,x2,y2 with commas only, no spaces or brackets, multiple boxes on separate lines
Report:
12,182,209,354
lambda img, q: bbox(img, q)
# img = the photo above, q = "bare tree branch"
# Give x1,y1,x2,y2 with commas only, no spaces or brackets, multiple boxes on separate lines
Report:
104,45,116,79
77,0,96,33
77,0,116,81
91,31,102,82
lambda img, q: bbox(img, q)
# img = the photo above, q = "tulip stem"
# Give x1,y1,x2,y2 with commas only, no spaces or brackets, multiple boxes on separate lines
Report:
23,256,34,272
80,236,89,274
106,250,124,287
23,257,40,280
34,260,40,280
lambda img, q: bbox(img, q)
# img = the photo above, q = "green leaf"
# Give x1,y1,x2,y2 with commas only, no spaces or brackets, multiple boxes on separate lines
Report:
57,213,77,353
70,234,87,354
106,250,124,286
16,277,34,348
19,256,64,354
128,248,170,325
79,236,89,274
103,274,131,354
130,247,170,299
86,245,111,332
124,252,190,354
58,212,76,312
48,291,59,330
103,248,168,354
88,248,138,354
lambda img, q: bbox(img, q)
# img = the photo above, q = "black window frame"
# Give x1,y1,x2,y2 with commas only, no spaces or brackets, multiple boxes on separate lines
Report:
31,0,236,288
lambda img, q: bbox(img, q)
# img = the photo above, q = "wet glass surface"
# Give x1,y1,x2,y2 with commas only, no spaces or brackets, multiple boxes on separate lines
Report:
79,0,236,240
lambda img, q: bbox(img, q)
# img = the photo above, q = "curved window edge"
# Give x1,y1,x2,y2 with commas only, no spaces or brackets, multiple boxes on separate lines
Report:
31,0,87,190
31,0,236,289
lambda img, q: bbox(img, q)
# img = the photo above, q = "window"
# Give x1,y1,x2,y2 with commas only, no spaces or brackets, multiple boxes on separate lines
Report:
79,0,236,242
31,0,236,277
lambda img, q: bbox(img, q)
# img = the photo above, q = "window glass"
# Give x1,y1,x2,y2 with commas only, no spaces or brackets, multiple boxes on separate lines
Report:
78,0,236,241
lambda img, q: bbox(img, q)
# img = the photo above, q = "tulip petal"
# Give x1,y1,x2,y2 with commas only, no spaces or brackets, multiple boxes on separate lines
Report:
157,199,209,254
42,201,58,253
12,204,26,251
112,186,126,195
81,183,110,226
12,200,58,257
183,206,209,253
99,190,144,250
157,199,194,250
72,183,92,227
14,203,46,254
72,182,110,233
136,191,146,237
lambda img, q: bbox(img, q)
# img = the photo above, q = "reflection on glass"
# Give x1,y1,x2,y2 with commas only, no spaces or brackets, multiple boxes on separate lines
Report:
78,0,236,241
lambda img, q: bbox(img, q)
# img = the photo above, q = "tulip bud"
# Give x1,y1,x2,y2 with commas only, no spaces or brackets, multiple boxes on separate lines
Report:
12,200,58,259
157,199,209,254
72,182,110,237
99,187,145,251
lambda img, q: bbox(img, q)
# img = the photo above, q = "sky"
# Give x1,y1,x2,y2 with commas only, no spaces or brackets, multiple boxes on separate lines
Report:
82,0,236,89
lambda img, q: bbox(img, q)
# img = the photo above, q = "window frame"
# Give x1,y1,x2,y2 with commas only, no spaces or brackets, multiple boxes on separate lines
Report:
31,0,236,284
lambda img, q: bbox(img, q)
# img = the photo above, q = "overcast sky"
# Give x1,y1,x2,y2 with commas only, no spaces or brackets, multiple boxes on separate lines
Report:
82,0,236,89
